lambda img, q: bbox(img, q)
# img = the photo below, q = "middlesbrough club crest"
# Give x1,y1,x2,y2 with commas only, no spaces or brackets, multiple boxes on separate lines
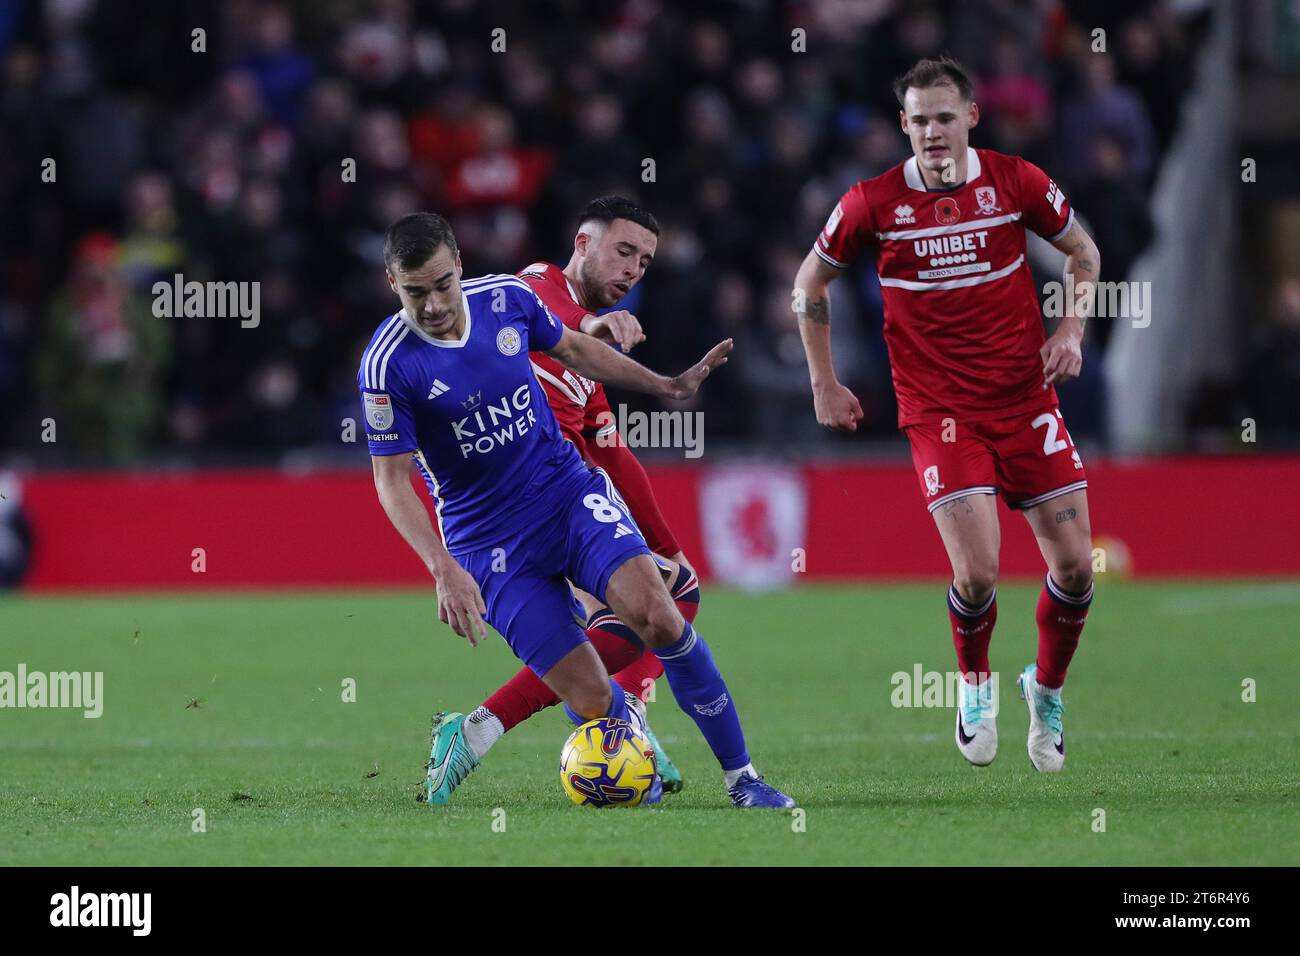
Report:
975,186,1001,214
933,197,961,225
923,465,945,497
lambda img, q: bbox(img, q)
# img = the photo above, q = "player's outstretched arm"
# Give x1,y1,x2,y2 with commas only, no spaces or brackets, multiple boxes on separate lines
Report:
793,249,863,431
1041,220,1102,387
371,453,488,646
545,325,732,400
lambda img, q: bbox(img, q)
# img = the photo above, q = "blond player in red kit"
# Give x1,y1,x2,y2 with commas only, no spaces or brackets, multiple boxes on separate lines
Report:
794,58,1102,772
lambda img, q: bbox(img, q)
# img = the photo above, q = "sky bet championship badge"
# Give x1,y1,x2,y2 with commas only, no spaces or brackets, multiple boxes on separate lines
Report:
363,392,393,430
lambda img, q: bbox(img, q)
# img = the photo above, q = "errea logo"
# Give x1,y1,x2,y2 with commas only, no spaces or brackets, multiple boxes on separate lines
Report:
894,204,916,224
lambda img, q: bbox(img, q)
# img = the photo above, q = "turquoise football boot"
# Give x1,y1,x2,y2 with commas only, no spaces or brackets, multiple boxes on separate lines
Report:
1017,663,1066,772
955,676,998,766
422,711,481,805
642,724,683,793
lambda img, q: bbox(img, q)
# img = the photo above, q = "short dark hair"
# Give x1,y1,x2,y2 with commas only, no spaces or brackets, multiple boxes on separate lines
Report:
383,212,458,271
892,56,974,107
578,195,660,236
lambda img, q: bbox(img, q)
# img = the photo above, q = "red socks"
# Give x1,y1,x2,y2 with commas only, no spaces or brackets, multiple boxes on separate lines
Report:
668,564,700,618
479,667,553,734
481,565,703,730
482,611,643,732
947,575,1092,690
584,611,645,676
1035,573,1093,688
947,583,996,682
612,651,663,702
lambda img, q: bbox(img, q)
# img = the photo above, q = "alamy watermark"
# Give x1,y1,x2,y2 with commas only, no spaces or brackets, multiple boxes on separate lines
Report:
1042,274,1151,328
891,666,1000,715
50,886,150,935
0,664,103,718
152,273,260,328
594,404,704,459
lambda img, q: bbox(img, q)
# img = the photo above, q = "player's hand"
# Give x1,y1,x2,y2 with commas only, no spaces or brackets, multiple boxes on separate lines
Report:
665,338,733,399
1041,326,1084,388
433,561,489,647
812,381,864,431
581,310,645,353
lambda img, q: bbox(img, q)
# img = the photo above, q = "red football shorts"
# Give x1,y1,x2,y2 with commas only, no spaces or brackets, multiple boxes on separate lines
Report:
903,406,1088,513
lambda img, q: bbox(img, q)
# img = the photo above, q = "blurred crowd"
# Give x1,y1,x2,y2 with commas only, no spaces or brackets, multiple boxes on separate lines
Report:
0,0,1213,464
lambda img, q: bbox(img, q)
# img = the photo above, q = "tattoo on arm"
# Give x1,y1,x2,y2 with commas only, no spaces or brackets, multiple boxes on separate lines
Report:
799,296,830,326
940,497,975,518
1057,222,1100,325
1067,255,1096,326
1055,507,1077,523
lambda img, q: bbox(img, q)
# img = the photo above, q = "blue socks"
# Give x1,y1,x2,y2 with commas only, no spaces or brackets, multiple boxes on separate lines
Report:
655,623,750,772
558,623,753,776
564,677,632,726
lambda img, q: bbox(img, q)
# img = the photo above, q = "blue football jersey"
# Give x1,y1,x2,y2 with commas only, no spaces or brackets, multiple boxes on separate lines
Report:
357,273,592,553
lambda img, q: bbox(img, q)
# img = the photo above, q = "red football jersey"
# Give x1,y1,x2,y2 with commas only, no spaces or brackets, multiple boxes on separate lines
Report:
520,262,602,448
519,261,681,557
815,148,1074,426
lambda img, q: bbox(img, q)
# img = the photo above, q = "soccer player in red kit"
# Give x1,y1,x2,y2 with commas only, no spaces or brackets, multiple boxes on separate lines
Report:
440,197,700,799
794,58,1101,772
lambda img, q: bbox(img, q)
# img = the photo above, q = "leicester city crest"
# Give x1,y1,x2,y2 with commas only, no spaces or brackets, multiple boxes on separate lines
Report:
496,326,522,356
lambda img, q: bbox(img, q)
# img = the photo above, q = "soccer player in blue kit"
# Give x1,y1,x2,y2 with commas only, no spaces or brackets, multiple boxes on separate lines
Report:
359,213,795,809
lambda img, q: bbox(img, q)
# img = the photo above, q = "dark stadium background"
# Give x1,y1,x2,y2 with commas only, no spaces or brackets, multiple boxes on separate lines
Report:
0,0,1296,586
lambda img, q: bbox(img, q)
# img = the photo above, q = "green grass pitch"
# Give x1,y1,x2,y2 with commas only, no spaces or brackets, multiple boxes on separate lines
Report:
1,581,1296,866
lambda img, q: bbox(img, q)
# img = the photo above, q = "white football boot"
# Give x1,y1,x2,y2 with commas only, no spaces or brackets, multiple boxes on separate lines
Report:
955,677,998,766
1017,663,1065,772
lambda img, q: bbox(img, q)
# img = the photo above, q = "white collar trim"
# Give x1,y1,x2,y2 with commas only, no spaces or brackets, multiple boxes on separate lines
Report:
401,291,473,348
904,147,982,192
563,275,582,306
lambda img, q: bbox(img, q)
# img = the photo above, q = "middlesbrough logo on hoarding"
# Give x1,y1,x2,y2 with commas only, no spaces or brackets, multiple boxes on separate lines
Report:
700,466,807,590
934,198,961,225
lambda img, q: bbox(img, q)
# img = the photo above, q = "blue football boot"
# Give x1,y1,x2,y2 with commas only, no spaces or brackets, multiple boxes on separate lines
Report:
728,772,796,809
